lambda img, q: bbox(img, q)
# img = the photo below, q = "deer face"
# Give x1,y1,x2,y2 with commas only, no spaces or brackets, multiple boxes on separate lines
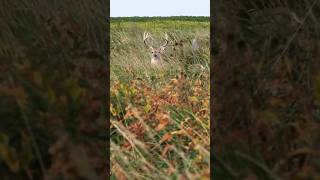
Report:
149,47,165,64
143,32,169,65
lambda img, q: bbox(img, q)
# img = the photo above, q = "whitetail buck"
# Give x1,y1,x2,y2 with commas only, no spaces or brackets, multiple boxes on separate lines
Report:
143,32,169,65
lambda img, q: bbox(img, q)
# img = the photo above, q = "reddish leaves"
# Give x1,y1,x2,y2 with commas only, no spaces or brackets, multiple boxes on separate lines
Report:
155,113,170,131
160,133,173,144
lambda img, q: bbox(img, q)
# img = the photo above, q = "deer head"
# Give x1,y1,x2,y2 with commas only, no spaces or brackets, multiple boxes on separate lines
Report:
143,32,169,65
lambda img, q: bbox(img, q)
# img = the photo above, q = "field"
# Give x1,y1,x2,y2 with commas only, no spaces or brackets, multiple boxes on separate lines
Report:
110,17,210,179
2,1,320,179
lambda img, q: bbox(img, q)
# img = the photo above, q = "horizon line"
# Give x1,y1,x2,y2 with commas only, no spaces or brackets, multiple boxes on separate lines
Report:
110,15,210,18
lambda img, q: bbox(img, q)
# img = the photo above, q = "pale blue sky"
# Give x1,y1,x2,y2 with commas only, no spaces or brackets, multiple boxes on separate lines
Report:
110,0,210,17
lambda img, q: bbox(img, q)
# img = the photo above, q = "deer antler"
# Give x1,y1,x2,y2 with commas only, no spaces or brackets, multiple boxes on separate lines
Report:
143,32,153,49
161,33,169,48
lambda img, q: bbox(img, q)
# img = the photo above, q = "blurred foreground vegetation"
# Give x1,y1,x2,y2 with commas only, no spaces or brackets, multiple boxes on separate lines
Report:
0,1,107,179
213,0,320,179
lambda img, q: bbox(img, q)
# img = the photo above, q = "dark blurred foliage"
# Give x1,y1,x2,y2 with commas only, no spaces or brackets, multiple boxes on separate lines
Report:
212,0,320,179
0,1,108,179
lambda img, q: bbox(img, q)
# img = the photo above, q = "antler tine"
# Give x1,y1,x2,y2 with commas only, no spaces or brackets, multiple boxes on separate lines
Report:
161,32,169,47
143,32,153,49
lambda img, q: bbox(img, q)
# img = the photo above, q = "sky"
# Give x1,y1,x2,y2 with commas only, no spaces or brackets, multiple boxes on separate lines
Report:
110,0,210,17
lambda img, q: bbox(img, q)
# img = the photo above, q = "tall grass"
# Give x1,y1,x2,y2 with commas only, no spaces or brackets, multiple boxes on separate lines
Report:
213,0,320,179
110,17,210,179
0,1,107,179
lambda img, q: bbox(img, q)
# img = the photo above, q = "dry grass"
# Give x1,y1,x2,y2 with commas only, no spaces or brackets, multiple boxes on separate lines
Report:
110,17,210,180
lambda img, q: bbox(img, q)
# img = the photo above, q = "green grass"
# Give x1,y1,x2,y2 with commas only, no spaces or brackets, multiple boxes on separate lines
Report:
110,17,210,179
110,17,209,83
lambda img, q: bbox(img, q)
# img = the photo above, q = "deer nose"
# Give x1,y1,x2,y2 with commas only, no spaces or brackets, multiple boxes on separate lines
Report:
153,54,157,57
